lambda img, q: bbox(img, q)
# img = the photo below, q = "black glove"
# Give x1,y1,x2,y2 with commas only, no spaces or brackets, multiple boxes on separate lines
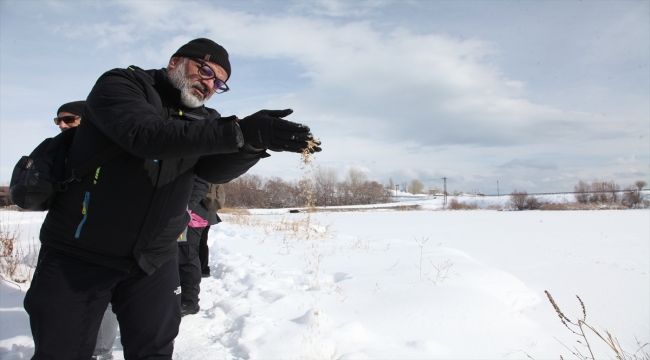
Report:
237,109,322,153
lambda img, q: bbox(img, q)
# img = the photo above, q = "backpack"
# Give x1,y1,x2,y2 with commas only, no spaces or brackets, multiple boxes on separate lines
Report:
201,184,225,212
9,127,124,211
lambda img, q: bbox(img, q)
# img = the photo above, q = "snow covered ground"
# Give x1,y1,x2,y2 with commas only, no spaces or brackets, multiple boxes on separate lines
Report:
1,199,648,359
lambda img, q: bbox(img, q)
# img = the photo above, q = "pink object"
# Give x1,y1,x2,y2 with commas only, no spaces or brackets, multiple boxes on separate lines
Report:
187,210,208,228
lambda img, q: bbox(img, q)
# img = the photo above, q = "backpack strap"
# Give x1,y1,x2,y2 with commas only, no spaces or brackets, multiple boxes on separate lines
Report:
55,145,125,191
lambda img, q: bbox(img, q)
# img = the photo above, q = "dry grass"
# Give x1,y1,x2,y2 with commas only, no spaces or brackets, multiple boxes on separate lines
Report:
220,212,266,228
267,215,332,242
348,236,370,251
545,291,649,360
428,258,455,285
540,203,629,211
220,211,333,242
0,218,21,280
447,199,478,210
311,204,422,212
219,207,251,215
0,217,38,284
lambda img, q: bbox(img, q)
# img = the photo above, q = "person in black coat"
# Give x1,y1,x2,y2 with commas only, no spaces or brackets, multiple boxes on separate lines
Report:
199,184,223,278
54,101,120,360
177,177,215,316
24,38,321,359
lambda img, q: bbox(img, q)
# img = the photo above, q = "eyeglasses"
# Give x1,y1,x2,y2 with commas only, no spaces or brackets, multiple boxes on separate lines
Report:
189,58,230,94
54,115,80,125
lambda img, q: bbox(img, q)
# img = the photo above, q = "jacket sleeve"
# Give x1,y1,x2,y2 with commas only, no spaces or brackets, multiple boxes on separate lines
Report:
188,177,210,212
84,68,241,159
194,148,269,184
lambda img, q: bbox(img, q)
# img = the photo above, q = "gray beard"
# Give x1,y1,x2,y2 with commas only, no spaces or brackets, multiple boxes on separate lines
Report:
167,58,209,108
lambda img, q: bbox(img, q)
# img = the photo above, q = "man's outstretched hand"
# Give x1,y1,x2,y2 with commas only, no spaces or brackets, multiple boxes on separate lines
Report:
237,109,322,153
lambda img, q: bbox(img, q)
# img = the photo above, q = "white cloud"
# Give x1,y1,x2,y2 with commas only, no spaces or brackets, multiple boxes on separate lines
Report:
1,1,648,193
287,0,390,18
499,159,559,170
612,155,637,165
54,2,646,147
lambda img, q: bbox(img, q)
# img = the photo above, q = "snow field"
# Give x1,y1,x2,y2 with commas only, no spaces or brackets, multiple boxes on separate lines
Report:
173,209,648,359
0,207,648,359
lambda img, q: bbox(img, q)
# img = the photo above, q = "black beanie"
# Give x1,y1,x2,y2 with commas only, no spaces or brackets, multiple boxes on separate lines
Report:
172,38,231,80
57,101,86,117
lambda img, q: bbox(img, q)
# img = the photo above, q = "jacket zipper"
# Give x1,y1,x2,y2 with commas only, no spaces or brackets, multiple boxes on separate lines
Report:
75,191,90,238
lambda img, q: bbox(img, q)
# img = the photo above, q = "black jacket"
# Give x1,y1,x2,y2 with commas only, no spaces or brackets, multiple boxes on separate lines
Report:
40,66,267,274
188,177,221,226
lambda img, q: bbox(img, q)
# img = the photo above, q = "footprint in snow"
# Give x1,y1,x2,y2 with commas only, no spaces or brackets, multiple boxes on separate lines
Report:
333,272,353,283
259,290,285,303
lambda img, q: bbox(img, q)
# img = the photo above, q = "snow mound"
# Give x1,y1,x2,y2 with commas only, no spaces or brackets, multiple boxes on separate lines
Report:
291,308,330,326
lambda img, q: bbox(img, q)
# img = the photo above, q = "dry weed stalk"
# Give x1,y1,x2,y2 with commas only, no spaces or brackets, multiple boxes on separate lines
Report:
0,218,19,258
221,212,264,228
349,236,370,251
0,218,20,280
414,236,430,278
0,216,37,283
411,237,454,285
428,258,455,285
414,237,446,279
545,290,649,360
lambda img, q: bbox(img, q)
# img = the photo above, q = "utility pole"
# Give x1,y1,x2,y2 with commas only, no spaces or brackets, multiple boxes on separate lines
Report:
497,180,500,197
395,184,399,201
442,177,447,206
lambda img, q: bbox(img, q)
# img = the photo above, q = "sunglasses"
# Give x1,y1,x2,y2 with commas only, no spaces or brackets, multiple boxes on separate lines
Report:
54,115,80,125
189,58,230,94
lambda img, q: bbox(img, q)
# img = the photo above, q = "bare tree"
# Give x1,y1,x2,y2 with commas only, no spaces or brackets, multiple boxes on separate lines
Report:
265,177,300,208
622,187,640,207
623,180,648,208
589,181,609,203
387,177,394,190
409,179,425,194
574,181,590,204
635,180,647,191
223,170,453,209
525,195,541,210
509,190,528,210
604,181,620,203
222,174,266,208
355,181,391,205
584,180,620,203
346,167,368,189
313,167,339,206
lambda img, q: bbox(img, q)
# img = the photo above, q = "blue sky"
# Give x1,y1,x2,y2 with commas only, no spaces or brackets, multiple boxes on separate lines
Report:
1,0,648,194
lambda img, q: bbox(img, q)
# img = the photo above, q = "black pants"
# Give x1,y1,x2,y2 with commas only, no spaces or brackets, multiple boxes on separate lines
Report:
178,226,203,306
24,246,181,360
198,225,211,275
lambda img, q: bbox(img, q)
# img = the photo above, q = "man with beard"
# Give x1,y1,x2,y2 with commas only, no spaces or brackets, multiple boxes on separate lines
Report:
24,38,321,359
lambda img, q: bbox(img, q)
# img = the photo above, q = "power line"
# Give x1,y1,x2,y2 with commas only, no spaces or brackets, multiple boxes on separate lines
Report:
480,189,648,197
